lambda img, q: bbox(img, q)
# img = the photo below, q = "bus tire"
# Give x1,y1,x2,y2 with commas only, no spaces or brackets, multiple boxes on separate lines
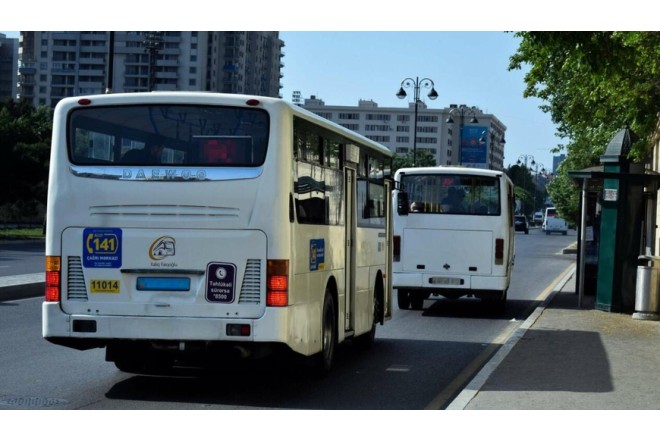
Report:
483,290,507,312
410,292,425,310
312,290,337,376
397,290,411,310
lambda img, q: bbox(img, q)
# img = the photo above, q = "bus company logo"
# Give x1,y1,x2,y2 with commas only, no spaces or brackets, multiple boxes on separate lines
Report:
149,236,176,260
122,168,207,181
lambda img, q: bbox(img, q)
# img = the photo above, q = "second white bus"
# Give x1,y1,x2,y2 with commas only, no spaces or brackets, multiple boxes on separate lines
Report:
392,166,515,311
43,92,393,375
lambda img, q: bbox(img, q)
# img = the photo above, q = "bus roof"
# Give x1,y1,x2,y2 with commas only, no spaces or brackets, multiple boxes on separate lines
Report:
395,166,505,179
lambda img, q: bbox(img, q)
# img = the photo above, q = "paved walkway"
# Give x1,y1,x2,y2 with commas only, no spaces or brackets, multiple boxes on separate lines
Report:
450,265,660,410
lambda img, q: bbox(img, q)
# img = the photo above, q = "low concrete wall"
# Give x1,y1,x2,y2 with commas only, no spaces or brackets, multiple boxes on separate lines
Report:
0,273,44,301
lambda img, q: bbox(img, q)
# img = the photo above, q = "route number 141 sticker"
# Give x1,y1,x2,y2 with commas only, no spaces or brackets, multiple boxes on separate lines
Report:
83,228,122,268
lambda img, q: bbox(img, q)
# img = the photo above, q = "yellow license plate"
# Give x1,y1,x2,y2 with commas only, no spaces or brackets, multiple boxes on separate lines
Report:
90,279,120,294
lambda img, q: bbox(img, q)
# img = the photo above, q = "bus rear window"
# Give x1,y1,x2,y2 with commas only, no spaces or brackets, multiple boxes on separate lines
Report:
68,104,269,166
401,173,501,215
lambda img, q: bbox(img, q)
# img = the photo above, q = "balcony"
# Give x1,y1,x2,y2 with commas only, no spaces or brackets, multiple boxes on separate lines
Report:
19,66,36,74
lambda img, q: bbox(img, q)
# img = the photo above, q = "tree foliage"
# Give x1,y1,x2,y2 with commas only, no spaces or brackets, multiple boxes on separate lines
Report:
391,149,436,176
505,164,547,217
0,99,53,223
509,32,660,223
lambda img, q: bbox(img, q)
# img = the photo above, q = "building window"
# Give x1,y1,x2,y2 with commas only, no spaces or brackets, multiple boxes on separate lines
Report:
339,113,359,120
365,125,390,132
366,135,390,143
366,114,391,121
397,115,410,122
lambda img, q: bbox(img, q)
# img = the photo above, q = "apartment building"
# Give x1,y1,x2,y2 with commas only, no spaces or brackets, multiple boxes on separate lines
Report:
0,33,18,100
300,95,507,170
17,31,284,107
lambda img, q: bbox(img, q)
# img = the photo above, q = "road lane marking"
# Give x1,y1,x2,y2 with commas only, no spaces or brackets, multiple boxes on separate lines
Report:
386,365,412,372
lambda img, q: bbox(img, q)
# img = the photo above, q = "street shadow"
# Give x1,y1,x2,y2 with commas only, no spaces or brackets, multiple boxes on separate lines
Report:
104,337,489,410
479,328,612,393
546,288,596,311
422,297,542,322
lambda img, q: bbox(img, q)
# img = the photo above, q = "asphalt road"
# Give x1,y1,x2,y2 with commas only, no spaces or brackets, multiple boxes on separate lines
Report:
0,228,576,411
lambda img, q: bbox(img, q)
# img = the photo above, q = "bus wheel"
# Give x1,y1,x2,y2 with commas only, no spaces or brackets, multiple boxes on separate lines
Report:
410,292,425,310
483,290,507,313
312,290,337,376
397,290,411,309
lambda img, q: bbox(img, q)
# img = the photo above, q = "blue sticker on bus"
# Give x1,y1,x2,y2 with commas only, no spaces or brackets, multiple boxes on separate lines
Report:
83,228,122,268
206,262,236,303
310,239,325,271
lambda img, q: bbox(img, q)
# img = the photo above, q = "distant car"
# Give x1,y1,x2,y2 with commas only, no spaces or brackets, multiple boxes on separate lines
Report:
514,215,529,234
533,211,544,226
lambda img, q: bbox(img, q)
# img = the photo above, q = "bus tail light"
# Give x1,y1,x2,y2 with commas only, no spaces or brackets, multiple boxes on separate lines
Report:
393,235,401,262
495,238,504,265
267,259,289,307
45,256,61,302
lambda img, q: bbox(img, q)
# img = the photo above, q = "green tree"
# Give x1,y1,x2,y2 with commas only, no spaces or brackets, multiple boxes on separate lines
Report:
509,32,660,223
391,149,436,176
505,164,536,216
0,99,53,223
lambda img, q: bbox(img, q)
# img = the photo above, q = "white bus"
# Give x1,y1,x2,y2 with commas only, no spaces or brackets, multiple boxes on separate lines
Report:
392,166,515,311
43,92,393,375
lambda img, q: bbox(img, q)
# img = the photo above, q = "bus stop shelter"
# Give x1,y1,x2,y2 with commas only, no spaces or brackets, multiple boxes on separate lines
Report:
569,127,660,313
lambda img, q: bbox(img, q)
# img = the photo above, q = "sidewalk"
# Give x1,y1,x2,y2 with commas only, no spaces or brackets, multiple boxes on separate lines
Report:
450,265,660,410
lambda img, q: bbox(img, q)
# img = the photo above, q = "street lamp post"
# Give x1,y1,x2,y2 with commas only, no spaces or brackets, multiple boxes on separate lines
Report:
532,162,546,212
516,154,535,215
396,77,438,167
142,31,163,91
446,106,479,166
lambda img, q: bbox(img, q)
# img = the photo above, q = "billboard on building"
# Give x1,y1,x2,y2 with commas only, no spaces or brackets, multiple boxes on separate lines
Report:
461,126,488,168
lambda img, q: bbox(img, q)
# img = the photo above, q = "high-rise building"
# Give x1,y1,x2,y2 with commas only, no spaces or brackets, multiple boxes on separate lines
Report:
299,94,507,170
17,31,284,108
553,154,566,174
0,33,19,100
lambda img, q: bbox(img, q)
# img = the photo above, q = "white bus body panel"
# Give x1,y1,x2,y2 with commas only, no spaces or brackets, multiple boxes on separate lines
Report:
60,227,267,318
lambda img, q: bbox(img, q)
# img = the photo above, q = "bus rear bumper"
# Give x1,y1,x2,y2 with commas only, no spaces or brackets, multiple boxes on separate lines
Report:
393,273,509,291
42,301,315,356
